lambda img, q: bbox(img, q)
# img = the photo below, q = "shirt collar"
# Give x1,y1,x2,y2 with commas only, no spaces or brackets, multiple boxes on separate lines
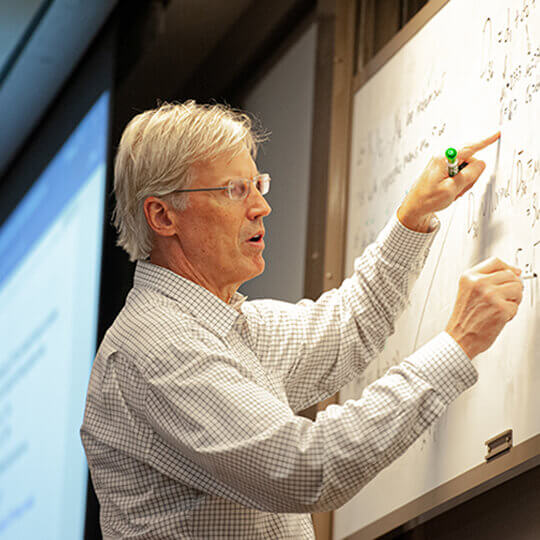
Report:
133,260,247,337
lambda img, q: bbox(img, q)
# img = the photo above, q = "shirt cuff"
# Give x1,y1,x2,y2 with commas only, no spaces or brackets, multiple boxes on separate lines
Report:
376,212,440,266
402,331,478,406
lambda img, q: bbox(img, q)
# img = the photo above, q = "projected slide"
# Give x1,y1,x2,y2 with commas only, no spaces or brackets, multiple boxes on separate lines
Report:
0,92,109,539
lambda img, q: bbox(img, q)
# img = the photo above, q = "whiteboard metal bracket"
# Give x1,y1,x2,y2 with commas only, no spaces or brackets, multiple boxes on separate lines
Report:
485,429,513,462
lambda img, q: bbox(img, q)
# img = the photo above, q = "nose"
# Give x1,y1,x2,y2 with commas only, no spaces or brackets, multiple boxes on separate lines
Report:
246,185,272,220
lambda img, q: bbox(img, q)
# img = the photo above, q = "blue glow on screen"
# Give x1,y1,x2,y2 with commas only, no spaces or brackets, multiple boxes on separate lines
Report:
0,91,109,539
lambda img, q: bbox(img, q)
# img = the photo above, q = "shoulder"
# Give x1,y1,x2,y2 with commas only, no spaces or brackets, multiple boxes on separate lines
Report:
244,296,311,317
242,297,311,332
101,288,225,374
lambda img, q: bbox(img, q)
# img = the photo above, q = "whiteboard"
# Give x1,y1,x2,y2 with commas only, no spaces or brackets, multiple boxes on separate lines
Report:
335,0,540,538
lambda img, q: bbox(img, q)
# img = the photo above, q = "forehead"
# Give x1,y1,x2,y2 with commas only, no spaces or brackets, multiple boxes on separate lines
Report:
193,147,258,186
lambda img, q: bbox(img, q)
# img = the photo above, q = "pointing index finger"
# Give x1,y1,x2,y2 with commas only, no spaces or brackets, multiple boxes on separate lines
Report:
458,131,500,162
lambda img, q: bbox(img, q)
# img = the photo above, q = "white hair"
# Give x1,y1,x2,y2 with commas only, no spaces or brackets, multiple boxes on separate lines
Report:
112,100,265,261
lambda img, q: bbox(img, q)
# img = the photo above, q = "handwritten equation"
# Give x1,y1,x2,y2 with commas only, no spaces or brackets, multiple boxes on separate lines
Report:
480,1,540,122
467,147,540,237
516,240,540,306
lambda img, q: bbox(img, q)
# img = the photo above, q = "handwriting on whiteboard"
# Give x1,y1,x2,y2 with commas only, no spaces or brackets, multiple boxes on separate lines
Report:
516,240,540,306
480,1,540,122
466,147,540,237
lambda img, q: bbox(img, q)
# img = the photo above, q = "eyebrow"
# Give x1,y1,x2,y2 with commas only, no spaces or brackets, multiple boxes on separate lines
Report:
233,172,262,179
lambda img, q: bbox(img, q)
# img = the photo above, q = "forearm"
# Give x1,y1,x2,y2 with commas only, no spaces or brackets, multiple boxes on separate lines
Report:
155,334,475,514
278,212,440,412
299,332,477,512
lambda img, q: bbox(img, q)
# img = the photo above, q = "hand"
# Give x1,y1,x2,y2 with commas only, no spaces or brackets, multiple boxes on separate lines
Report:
397,132,501,232
445,257,523,359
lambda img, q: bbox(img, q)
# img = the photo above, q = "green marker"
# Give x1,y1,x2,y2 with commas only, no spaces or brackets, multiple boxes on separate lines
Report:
446,147,458,177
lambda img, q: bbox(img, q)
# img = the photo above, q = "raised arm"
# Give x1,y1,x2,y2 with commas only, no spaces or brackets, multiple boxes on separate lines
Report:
245,133,502,412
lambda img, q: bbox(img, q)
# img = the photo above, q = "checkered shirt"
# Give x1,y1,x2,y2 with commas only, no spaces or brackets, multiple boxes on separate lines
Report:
80,214,478,539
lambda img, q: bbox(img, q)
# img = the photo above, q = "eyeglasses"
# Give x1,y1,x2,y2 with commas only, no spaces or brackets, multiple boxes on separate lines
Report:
170,173,271,201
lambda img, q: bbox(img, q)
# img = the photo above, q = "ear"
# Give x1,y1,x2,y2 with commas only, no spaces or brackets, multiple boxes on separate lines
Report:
143,196,178,238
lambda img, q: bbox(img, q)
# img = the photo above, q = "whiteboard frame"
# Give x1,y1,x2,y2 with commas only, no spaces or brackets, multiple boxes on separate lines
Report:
345,436,540,539
342,0,540,537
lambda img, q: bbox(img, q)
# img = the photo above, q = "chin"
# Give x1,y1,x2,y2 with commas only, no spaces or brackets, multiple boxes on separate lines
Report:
255,256,266,276
247,257,265,280
234,255,266,285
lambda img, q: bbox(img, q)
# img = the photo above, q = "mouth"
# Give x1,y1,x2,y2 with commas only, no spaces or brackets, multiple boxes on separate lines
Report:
247,231,265,246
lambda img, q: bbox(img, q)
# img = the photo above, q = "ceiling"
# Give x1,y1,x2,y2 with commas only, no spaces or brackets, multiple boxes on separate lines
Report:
0,0,274,179
0,0,314,179
0,0,45,76
0,0,118,178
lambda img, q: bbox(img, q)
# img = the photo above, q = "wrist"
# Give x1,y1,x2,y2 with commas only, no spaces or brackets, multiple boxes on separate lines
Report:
397,204,434,233
445,328,476,360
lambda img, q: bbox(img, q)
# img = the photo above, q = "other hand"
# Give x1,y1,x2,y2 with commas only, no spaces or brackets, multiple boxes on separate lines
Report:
397,132,500,232
445,257,523,359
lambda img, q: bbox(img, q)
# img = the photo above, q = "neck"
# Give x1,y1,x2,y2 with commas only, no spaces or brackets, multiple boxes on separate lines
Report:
149,246,238,304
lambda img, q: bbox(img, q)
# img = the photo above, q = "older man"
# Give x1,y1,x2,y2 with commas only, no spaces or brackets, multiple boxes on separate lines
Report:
81,101,522,539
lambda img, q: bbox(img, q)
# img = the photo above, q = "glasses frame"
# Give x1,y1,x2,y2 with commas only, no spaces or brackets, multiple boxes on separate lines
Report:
170,173,271,201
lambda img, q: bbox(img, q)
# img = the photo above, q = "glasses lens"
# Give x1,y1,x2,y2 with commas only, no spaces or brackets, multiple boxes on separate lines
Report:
228,179,249,200
255,174,270,195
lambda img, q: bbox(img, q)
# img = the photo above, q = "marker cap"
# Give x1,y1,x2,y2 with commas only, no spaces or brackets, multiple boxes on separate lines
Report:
445,147,458,163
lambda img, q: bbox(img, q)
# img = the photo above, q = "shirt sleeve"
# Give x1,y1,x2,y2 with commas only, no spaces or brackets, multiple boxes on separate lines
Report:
141,330,477,514
245,212,441,412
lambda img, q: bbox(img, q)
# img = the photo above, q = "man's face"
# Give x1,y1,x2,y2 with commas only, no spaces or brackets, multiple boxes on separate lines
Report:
174,147,272,295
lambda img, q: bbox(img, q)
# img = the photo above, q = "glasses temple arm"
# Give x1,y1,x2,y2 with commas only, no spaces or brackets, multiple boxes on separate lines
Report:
171,187,228,194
